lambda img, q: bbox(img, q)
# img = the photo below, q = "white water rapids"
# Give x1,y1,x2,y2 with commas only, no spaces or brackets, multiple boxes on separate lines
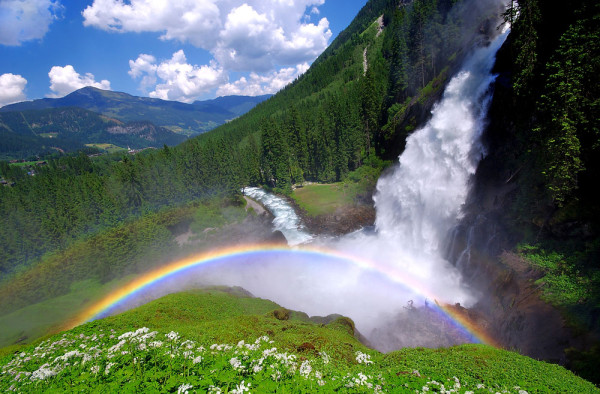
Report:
243,187,313,246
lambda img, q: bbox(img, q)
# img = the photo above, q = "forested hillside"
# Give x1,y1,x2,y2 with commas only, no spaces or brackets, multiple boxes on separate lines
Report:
0,107,186,160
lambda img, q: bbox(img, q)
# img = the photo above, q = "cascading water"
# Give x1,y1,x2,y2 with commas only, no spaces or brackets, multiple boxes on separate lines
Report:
333,30,508,311
243,186,313,246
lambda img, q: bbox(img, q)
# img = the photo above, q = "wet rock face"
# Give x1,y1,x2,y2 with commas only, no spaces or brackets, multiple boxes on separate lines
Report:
445,50,597,364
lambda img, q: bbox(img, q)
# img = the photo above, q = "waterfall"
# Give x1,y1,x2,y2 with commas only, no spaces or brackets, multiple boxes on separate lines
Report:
335,31,508,307
89,32,510,350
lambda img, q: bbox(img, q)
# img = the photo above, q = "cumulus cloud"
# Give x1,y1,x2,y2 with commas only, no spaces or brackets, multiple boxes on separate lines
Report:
83,0,331,72
0,0,63,46
217,63,309,97
129,51,227,103
0,73,27,106
48,65,111,98
128,54,158,91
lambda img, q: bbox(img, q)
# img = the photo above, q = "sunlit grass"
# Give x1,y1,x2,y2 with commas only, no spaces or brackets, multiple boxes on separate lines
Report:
292,183,358,216
1,290,597,393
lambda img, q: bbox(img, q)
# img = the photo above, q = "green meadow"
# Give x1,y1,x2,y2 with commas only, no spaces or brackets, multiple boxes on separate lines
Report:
1,289,597,393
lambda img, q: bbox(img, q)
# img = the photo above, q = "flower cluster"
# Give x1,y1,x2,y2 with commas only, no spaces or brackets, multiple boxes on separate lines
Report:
0,327,535,393
355,350,374,365
0,328,371,392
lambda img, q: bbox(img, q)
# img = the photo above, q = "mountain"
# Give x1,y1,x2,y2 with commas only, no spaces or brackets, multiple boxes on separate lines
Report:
0,107,187,160
0,87,271,136
194,94,272,117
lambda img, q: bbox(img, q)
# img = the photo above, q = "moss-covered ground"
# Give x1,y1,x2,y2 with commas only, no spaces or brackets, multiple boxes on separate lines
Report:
1,289,597,393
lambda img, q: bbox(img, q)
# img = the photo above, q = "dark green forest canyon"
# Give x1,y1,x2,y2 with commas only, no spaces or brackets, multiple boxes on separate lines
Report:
1,0,599,392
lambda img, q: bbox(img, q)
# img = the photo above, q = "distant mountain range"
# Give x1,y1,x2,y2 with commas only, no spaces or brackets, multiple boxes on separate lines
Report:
0,87,271,160
1,87,271,136
0,107,188,160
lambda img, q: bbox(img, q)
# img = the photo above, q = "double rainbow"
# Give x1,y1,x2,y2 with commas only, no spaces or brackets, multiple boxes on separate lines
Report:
65,244,500,347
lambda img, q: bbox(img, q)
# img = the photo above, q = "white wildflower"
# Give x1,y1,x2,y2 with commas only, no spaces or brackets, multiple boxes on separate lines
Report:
30,365,56,381
271,370,282,381
208,386,222,393
149,341,163,348
90,365,100,374
230,357,244,371
453,376,461,389
166,331,180,341
320,351,330,364
134,327,150,336
230,380,251,394
108,340,126,353
118,331,134,340
193,356,203,364
299,360,312,378
355,351,373,365
519,391,529,394
237,340,245,348
263,347,277,357
105,362,116,375
177,383,193,394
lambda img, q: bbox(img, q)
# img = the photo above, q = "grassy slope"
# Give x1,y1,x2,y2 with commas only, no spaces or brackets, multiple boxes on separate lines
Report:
292,184,359,216
1,289,597,393
0,201,252,349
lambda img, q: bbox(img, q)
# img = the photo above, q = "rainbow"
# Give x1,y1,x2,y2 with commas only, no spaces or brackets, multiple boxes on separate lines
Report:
64,244,500,347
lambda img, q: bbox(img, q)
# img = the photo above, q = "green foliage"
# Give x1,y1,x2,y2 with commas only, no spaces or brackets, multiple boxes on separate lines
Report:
1,290,597,393
518,243,600,331
0,201,248,317
500,0,599,210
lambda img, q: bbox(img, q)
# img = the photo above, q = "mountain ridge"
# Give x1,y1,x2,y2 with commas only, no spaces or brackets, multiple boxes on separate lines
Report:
0,87,271,136
0,106,187,160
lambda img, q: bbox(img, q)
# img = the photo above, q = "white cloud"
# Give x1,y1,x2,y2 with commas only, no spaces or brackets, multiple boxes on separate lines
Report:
0,73,27,106
128,54,158,91
83,0,331,72
0,0,63,46
48,65,111,97
82,0,221,48
129,51,227,103
216,63,309,97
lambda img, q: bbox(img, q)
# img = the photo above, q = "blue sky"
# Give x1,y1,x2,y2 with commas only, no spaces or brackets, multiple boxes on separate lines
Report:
0,0,367,106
